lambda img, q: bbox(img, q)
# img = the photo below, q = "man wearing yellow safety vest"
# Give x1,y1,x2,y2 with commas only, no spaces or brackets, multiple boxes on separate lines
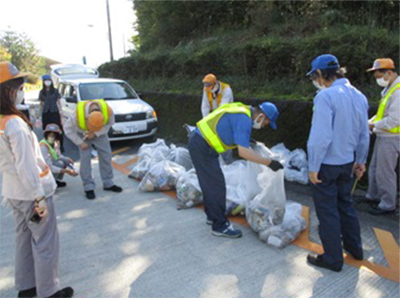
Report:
64,100,122,199
188,102,283,238
201,74,233,117
40,124,78,188
365,58,400,215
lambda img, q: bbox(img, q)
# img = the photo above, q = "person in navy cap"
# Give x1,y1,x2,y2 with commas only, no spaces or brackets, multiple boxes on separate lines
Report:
188,101,283,238
39,75,65,152
306,54,370,272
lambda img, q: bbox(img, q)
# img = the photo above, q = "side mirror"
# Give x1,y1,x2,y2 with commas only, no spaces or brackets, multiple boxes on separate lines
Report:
137,92,143,98
65,96,77,103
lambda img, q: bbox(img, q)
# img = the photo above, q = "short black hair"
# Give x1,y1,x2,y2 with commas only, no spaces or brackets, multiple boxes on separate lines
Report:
311,67,346,81
44,131,61,142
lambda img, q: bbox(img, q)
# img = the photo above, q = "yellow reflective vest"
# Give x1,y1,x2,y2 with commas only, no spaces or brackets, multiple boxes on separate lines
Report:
40,139,59,161
207,82,230,111
76,99,110,131
197,102,251,153
374,83,400,134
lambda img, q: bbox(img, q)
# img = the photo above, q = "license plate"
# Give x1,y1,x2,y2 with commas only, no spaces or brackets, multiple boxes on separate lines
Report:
123,125,139,134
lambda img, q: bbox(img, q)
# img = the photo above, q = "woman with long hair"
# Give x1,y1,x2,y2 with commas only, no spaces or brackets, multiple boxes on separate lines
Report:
39,75,64,152
0,62,73,298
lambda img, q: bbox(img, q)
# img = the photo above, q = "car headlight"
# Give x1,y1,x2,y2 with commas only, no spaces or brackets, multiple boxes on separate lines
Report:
146,110,157,119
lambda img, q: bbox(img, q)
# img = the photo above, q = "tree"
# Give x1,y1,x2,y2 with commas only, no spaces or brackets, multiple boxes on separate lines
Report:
0,44,11,62
0,30,44,76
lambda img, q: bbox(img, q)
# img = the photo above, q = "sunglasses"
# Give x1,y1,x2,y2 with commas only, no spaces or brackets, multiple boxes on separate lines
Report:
203,83,213,87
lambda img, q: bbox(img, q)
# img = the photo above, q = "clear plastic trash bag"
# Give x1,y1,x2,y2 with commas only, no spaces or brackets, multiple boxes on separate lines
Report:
258,201,306,248
139,160,185,192
169,144,193,171
138,138,170,159
176,169,203,209
129,156,152,180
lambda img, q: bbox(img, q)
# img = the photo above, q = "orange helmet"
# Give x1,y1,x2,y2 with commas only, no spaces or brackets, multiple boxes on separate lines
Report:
87,111,104,132
202,73,217,91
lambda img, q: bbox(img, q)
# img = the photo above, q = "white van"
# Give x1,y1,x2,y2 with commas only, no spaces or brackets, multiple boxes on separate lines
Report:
58,78,158,141
51,64,99,87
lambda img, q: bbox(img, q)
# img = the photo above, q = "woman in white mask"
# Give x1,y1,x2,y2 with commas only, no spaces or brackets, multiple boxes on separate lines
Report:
39,75,65,152
0,62,74,298
40,123,78,188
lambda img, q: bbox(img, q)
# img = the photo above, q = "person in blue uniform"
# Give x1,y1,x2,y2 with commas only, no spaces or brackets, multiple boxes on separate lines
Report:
306,54,369,272
188,102,283,238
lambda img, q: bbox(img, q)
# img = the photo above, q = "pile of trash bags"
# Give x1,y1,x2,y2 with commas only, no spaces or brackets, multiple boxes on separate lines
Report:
129,139,193,181
130,139,306,248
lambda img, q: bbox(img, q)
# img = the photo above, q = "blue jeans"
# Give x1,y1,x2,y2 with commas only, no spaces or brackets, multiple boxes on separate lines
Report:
188,132,227,231
311,163,363,268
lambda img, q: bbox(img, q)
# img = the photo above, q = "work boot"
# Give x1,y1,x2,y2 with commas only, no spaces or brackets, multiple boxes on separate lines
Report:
18,287,36,298
85,190,96,200
47,287,74,298
368,206,395,216
103,185,123,192
307,254,342,272
56,180,67,188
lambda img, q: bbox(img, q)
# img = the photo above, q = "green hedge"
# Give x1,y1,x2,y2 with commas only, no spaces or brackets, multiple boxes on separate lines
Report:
99,25,398,101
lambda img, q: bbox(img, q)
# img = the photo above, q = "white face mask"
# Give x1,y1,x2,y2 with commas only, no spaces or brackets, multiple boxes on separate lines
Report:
376,77,389,87
15,89,24,105
47,136,56,144
44,80,52,87
312,80,326,90
252,114,264,130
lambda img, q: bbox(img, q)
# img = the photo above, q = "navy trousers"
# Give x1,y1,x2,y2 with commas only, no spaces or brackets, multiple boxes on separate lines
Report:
188,132,227,231
311,163,363,269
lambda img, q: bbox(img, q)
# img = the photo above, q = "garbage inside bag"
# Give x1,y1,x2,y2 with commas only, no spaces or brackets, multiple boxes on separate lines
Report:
139,160,185,192
176,169,203,209
258,201,306,248
246,169,286,232
226,200,244,216
130,139,173,179
129,156,152,180
285,149,309,185
169,144,193,171
271,143,309,185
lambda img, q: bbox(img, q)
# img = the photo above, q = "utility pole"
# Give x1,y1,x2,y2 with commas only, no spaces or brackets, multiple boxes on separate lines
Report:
106,0,114,61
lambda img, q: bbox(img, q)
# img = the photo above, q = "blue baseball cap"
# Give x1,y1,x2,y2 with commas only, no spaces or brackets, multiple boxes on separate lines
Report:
307,54,340,76
259,102,279,130
42,74,51,80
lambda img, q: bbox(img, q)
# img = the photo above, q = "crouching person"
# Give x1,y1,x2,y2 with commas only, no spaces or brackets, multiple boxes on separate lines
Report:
40,124,78,188
64,99,122,199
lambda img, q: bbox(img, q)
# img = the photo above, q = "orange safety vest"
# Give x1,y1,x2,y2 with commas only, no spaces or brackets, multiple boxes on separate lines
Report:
207,82,230,111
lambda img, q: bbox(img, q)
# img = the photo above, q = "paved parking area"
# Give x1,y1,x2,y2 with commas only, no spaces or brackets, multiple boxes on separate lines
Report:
1,148,399,297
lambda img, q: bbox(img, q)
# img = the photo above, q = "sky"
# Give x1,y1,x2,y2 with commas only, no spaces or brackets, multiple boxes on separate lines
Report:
0,0,136,68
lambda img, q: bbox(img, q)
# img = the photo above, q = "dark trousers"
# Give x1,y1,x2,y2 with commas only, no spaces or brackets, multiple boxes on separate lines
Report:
311,163,363,269
188,132,227,231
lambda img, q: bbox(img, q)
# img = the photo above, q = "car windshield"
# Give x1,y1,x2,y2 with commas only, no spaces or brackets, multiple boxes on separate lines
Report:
55,67,98,76
79,82,139,101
